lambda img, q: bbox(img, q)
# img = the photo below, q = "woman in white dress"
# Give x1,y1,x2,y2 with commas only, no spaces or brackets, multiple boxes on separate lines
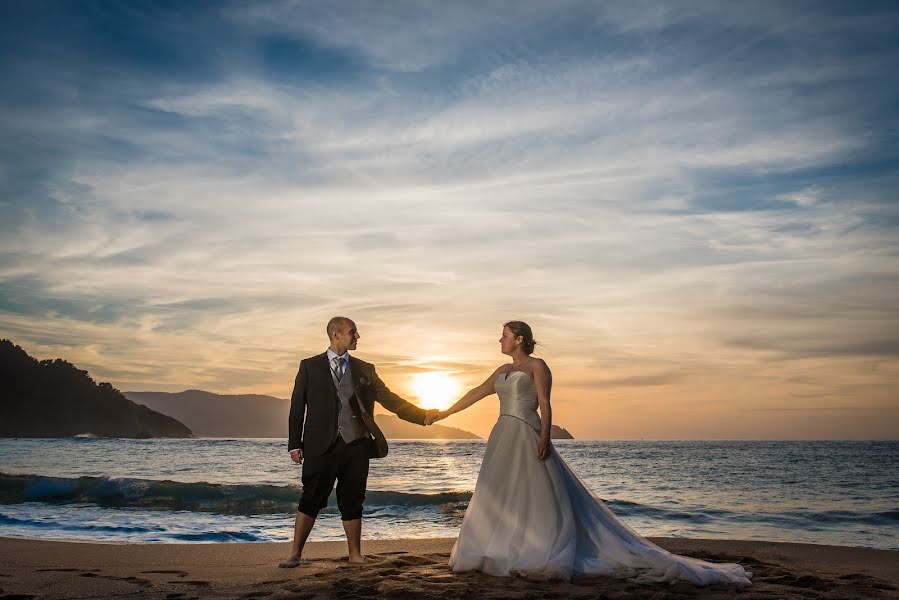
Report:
435,321,752,586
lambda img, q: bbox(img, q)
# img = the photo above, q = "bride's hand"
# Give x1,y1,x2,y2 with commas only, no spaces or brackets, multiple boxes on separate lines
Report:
536,439,550,460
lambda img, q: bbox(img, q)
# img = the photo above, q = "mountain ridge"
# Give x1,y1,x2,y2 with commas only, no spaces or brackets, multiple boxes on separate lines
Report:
126,389,575,440
124,389,482,439
0,340,192,439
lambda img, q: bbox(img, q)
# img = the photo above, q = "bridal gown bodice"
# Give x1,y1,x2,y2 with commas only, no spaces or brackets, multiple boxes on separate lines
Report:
448,369,752,587
496,371,542,432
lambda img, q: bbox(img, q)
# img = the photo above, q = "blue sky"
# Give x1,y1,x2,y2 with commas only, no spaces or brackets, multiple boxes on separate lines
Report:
1,1,897,438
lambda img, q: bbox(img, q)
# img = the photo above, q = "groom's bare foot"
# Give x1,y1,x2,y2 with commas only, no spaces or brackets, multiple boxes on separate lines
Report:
278,554,301,568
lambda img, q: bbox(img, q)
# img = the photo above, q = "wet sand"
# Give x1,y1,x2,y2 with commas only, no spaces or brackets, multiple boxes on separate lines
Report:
1,536,896,599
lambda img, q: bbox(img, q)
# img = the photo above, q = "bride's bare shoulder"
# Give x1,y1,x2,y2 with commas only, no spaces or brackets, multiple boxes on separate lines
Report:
531,358,551,375
480,364,511,388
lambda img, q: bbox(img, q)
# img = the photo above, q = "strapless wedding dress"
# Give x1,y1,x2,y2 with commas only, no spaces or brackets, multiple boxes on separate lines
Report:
448,371,752,586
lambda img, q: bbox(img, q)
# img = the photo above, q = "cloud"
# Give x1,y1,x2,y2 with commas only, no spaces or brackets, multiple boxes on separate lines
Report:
567,372,682,389
1,1,897,437
724,336,899,360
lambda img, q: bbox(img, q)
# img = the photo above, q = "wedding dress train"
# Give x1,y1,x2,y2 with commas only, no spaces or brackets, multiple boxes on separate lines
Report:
448,371,752,586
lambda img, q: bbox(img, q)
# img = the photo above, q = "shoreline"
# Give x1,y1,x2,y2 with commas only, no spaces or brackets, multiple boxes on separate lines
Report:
1,536,897,599
1,533,897,553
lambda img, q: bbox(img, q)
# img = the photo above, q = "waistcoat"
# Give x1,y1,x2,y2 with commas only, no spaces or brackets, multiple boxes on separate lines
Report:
331,361,369,444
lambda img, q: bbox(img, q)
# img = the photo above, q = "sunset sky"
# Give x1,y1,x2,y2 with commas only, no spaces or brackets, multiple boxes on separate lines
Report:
1,2,897,439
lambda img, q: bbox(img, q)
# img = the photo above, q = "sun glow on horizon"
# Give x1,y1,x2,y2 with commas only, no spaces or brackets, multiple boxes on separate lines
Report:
409,371,462,411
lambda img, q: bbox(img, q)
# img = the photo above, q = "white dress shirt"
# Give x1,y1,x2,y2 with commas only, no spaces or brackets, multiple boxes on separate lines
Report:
326,348,350,378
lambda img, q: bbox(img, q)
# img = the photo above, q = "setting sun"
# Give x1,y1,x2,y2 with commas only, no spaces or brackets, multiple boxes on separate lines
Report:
409,372,463,411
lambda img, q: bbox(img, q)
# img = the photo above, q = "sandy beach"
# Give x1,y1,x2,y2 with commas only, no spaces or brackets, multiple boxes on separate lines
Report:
1,536,896,599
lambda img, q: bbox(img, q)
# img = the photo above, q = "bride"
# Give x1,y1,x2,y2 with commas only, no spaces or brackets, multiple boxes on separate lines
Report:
435,321,752,586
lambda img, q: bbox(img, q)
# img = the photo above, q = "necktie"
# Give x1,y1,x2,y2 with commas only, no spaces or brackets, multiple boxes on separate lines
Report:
332,356,346,382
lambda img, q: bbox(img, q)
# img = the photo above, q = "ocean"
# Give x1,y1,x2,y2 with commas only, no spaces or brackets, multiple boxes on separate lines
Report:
0,438,896,549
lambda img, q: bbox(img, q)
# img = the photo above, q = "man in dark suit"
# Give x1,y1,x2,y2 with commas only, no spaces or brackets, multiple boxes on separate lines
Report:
279,316,439,567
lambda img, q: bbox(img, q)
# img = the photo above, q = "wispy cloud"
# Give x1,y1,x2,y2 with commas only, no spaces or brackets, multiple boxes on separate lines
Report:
1,1,897,438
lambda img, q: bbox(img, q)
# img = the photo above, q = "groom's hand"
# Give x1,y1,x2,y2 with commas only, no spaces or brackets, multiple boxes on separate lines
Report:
424,409,440,426
289,449,303,464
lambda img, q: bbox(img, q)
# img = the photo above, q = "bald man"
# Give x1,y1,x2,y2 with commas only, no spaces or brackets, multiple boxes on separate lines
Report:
280,316,439,567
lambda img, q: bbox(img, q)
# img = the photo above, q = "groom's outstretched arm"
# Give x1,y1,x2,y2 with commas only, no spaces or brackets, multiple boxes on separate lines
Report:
369,366,428,425
287,359,309,453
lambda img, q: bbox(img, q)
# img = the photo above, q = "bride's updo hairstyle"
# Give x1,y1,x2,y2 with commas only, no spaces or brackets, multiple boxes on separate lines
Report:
504,321,538,355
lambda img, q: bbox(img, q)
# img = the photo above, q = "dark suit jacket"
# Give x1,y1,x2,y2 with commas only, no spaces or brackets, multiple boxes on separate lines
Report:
288,352,427,458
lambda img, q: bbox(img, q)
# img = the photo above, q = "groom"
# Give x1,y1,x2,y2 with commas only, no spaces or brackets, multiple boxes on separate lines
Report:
280,316,440,567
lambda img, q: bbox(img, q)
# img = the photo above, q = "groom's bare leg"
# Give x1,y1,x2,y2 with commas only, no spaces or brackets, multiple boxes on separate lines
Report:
343,518,365,563
279,511,316,567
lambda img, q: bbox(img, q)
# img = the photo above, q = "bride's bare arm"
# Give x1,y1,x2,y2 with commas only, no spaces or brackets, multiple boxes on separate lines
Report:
533,359,553,460
439,366,504,418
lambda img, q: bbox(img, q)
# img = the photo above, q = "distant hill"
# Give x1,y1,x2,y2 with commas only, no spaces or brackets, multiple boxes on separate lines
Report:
551,425,574,439
376,414,481,440
0,340,192,439
125,390,287,438
125,389,482,439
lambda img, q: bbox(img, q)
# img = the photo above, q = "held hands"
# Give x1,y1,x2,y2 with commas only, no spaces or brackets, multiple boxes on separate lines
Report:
424,409,441,426
289,449,303,464
424,407,453,425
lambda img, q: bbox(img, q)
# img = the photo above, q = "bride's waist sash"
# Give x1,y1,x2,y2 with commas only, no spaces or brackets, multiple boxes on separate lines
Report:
498,412,541,432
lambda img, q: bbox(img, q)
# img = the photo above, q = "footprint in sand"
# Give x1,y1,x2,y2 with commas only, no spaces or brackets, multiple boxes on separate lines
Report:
325,582,379,598
354,583,380,596
36,568,97,573
839,573,898,589
277,592,320,600
76,572,152,588
384,555,441,567
278,584,303,593
141,569,189,578
173,580,211,587
765,574,835,591
113,575,154,588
